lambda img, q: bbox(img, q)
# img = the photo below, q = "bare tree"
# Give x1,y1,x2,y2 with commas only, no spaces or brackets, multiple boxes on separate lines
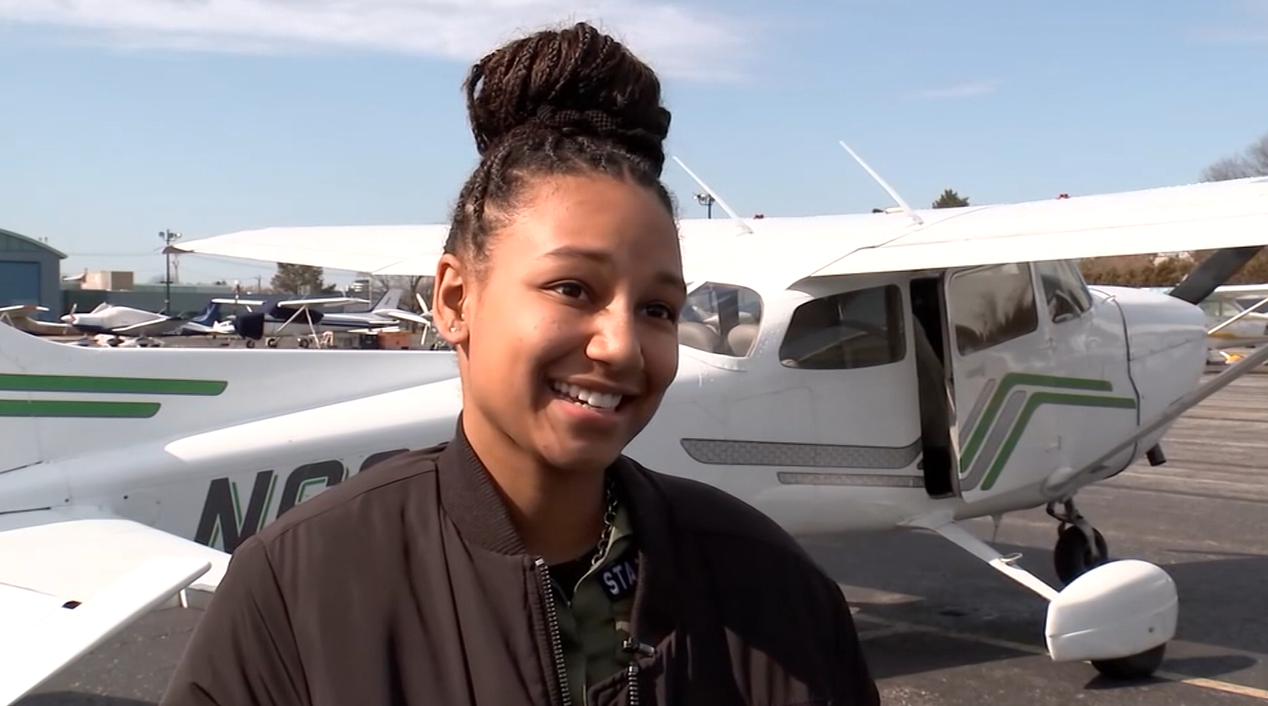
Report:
1201,132,1268,182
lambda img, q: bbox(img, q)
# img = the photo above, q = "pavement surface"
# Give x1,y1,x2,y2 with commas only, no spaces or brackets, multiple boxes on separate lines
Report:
16,373,1268,705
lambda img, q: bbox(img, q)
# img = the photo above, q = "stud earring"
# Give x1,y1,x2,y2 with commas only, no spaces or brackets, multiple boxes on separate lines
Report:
449,324,457,333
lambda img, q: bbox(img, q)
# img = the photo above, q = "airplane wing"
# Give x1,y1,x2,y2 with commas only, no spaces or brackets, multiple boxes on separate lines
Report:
170,176,1268,285
0,508,228,705
169,224,450,275
808,176,1268,280
170,222,735,278
274,296,371,308
0,305,49,315
1210,283,1268,298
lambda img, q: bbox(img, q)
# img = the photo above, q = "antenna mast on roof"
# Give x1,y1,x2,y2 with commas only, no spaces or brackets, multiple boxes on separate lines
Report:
670,155,754,235
838,141,924,226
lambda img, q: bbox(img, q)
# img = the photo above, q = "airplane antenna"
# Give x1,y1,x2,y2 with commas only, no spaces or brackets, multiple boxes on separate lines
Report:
670,155,754,235
838,141,924,226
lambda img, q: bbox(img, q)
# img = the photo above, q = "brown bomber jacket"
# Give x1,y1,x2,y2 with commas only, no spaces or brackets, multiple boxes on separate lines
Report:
160,420,881,706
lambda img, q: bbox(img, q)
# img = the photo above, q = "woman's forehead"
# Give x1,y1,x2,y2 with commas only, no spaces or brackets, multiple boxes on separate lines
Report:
492,175,681,263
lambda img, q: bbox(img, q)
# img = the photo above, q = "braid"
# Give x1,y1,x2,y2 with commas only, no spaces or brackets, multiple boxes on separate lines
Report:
444,22,676,265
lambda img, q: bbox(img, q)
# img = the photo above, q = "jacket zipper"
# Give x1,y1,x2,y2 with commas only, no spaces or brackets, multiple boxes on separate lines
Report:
534,558,573,706
622,638,656,706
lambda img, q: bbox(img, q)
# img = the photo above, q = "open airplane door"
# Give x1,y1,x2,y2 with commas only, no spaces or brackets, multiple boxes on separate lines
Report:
943,263,1062,500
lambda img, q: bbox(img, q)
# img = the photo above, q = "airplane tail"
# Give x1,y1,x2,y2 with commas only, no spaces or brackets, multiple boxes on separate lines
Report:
372,288,403,312
190,300,221,327
0,318,460,472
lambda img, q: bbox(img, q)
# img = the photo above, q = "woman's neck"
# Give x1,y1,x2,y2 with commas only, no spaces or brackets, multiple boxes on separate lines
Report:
463,415,607,565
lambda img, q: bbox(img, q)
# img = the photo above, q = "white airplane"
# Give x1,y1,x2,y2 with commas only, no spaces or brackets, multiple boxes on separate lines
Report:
0,305,71,336
4,163,1268,702
59,303,185,343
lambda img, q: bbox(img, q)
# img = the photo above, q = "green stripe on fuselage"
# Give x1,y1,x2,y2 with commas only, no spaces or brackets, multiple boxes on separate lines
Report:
0,373,226,396
960,373,1114,470
0,400,161,418
977,391,1137,492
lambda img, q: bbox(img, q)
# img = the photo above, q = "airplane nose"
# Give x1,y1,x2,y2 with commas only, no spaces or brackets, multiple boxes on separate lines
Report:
1112,287,1207,358
1106,285,1208,421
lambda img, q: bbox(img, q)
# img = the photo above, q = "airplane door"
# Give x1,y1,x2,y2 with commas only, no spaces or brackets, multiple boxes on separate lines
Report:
944,263,1059,499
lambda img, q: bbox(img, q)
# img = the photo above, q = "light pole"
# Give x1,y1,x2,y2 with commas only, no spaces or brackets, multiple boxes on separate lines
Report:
158,229,181,314
693,192,715,219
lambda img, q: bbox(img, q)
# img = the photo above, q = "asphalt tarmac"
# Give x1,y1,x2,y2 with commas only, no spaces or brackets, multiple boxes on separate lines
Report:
16,373,1268,705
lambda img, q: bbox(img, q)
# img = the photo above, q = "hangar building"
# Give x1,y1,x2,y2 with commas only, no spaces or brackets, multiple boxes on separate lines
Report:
0,227,66,314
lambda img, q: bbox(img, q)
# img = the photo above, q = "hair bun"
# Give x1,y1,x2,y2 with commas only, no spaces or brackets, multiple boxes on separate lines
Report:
464,22,672,175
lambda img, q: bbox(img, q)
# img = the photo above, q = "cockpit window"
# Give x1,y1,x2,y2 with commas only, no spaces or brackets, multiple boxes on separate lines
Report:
677,282,764,357
1035,260,1092,323
778,285,906,370
948,263,1040,355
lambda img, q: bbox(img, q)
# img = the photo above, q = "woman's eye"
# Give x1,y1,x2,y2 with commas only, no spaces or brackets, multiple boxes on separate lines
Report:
552,282,586,298
645,303,677,321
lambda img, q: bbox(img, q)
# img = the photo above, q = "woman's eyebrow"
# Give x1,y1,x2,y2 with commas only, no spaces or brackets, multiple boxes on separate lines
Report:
541,245,686,291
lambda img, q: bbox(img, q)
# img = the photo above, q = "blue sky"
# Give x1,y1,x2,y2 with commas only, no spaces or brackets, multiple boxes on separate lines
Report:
1,0,1266,286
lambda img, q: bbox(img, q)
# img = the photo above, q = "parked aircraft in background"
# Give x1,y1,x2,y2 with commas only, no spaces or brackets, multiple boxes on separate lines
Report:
58,301,226,346
214,288,428,348
1199,283,1268,351
0,305,71,336
1142,283,1268,361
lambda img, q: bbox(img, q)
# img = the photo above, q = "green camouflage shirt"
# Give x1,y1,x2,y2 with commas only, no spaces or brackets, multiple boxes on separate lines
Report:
546,502,638,706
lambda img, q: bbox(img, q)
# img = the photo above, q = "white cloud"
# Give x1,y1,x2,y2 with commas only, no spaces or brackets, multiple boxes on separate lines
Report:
913,78,1002,99
0,0,756,80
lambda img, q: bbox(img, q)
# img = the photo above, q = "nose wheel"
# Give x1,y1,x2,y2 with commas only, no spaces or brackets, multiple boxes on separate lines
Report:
1047,498,1168,680
1048,498,1109,586
1054,524,1109,586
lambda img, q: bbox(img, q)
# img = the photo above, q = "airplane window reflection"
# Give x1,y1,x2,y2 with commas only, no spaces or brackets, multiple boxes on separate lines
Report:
678,282,764,356
778,285,906,370
948,263,1040,355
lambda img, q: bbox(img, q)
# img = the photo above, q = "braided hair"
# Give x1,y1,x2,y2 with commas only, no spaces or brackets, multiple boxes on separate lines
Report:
445,22,676,266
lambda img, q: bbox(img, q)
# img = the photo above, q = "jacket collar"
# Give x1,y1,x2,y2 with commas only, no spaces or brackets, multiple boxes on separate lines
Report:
436,414,680,644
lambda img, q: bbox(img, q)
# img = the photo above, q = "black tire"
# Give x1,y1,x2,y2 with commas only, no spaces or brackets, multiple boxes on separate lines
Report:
1091,643,1166,680
1053,525,1109,585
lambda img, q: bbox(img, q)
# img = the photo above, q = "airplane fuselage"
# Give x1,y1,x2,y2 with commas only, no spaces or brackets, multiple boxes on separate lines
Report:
0,262,1210,555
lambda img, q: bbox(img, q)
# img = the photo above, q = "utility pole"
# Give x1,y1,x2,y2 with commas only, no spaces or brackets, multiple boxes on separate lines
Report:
693,192,715,219
158,229,181,314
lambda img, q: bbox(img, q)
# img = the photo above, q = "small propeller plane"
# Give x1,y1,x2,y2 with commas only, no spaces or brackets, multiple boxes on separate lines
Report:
3,155,1268,703
210,288,428,348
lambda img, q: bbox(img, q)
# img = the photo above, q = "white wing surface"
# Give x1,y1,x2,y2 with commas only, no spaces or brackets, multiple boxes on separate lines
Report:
0,509,230,705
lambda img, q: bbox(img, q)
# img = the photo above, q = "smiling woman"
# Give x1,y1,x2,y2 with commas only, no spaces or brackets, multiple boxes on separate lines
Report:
160,21,878,706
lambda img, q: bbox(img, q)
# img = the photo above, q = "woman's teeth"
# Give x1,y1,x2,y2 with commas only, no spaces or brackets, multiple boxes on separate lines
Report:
551,381,623,410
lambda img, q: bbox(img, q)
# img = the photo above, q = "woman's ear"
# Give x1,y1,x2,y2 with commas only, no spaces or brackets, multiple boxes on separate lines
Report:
433,253,471,347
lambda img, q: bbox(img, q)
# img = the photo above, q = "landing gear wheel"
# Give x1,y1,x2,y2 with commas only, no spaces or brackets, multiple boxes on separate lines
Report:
1091,643,1167,680
1053,524,1108,585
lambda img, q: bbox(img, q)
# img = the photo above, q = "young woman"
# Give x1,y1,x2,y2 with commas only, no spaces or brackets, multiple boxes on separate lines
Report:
161,22,879,706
